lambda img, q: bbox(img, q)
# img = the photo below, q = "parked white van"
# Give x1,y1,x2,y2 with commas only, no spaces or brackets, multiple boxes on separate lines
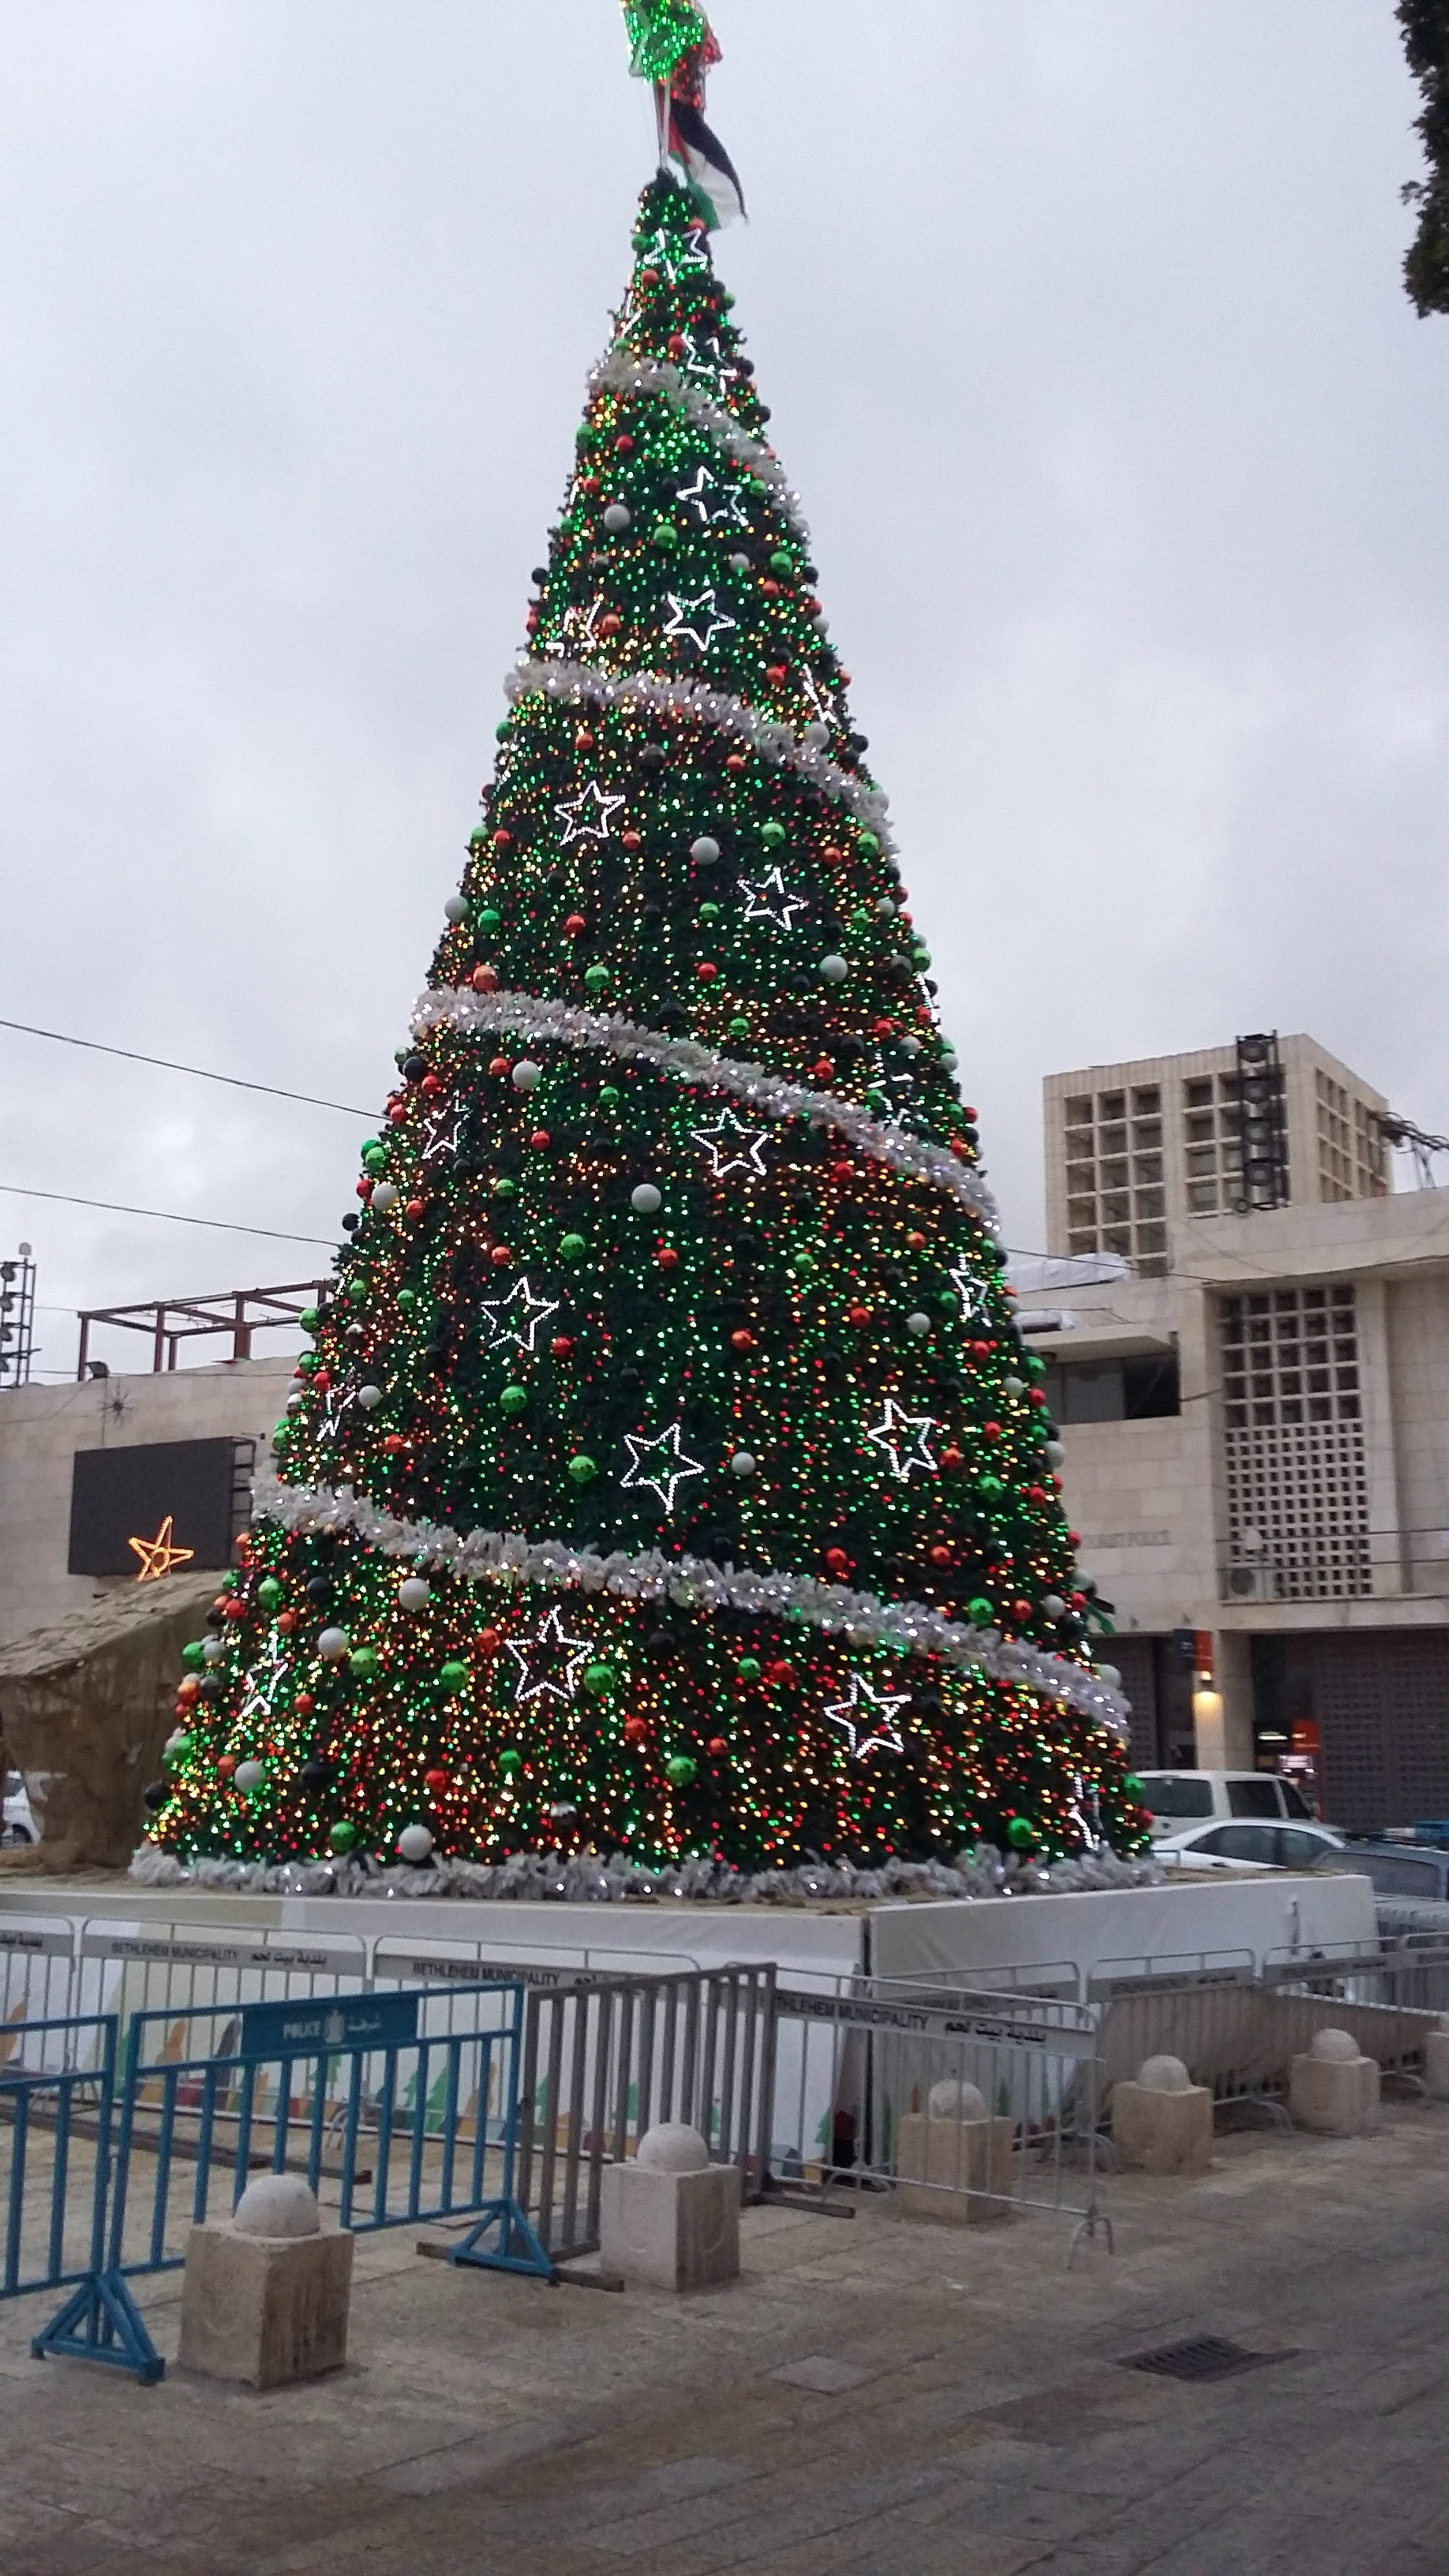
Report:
1136,1769,1315,1839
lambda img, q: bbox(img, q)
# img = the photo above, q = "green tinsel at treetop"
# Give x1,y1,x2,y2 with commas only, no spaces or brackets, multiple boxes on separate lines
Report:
622,0,713,88
146,174,1151,1878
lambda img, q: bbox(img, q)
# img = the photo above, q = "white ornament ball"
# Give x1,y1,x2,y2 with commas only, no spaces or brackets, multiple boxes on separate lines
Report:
603,501,632,534
906,1312,930,1338
1136,2054,1192,2095
728,552,751,572
901,1035,923,1058
397,1822,435,1864
941,1048,958,1071
637,2121,710,2174
819,953,848,983
927,2078,987,2121
163,1727,189,1756
358,1384,384,1411
690,836,721,864
397,1576,432,1612
729,1450,757,1477
370,1181,399,1212
285,1392,306,1415
234,1760,265,1794
234,2174,320,2239
874,896,896,918
201,1637,227,1665
631,1181,662,1215
511,1059,543,1092
1044,1440,1065,1467
443,894,470,926
1003,1374,1025,1397
1042,1593,1066,1619
802,721,829,748
316,1627,350,1661
1096,1664,1122,1690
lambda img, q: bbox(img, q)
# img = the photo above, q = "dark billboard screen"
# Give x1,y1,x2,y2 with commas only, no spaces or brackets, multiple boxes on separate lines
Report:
68,1440,239,1578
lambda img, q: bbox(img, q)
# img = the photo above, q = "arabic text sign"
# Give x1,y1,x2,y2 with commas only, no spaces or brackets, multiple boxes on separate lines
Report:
237,1991,420,2062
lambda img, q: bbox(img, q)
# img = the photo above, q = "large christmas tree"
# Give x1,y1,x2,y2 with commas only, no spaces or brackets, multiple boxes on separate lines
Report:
148,12,1146,1881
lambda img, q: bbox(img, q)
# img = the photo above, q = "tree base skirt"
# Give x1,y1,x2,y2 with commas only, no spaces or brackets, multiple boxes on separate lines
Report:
131,1837,1163,1906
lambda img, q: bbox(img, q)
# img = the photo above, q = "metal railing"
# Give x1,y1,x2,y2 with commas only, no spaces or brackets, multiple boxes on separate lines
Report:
769,1977,1107,2252
517,1965,776,2262
1088,1946,1446,2113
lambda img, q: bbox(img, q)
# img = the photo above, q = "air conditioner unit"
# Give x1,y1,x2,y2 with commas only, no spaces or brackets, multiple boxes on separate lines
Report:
1226,1562,1280,1602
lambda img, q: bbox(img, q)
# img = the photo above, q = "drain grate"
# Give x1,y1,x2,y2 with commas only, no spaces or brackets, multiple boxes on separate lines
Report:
1121,2335,1297,2384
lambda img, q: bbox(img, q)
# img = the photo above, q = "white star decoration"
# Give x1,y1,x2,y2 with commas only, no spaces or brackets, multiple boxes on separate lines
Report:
676,464,750,530
620,1421,706,1514
739,867,808,933
691,1110,769,1181
801,668,837,724
420,1107,466,1166
556,779,626,846
238,1629,291,1729
949,1262,992,1328
506,1604,594,1705
640,223,710,278
478,1275,560,1355
867,1054,915,1101
823,1674,911,1764
313,1383,358,1449
663,589,738,653
560,595,609,653
865,1399,939,1484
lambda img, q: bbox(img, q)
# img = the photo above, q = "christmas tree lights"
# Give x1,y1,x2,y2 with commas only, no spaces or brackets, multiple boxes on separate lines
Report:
145,169,1150,1881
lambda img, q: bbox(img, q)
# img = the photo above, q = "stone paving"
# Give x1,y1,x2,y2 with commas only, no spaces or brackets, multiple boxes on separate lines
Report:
4,2106,1449,2574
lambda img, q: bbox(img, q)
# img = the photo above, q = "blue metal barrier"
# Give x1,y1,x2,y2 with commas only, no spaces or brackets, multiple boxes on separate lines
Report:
4,1979,551,2385
2,2013,163,2382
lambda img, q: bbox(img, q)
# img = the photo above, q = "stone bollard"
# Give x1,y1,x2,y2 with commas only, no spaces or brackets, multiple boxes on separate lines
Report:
895,2079,1017,2222
1424,2020,1449,2102
599,2122,741,2292
1112,2054,1214,2176
1289,2027,1380,2136
178,2173,354,2388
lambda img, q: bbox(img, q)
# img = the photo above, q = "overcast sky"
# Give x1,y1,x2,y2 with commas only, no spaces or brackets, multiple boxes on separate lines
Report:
1,2,1443,1380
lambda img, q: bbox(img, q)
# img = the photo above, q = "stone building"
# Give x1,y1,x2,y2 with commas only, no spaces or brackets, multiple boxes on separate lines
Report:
1031,1039,1449,1829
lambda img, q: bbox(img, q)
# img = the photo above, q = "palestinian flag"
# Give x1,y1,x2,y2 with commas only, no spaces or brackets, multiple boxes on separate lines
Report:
657,84,746,230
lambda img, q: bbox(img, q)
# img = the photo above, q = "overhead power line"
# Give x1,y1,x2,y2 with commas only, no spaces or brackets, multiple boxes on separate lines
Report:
0,1015,378,1118
0,1181,335,1250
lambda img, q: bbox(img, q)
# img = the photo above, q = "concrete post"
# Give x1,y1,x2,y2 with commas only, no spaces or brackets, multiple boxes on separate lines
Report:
1424,2024,1449,2101
894,2080,1017,2222
1288,2027,1380,2136
1111,2054,1214,2174
598,2123,741,2292
178,2174,354,2389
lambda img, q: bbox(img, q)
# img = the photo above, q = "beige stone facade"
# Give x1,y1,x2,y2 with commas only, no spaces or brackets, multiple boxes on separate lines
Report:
1024,1183,1449,1826
1043,1035,1390,1276
0,1357,293,1646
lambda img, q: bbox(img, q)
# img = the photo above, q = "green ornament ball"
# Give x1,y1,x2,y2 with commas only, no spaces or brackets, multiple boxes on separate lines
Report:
499,1748,523,1777
665,1754,698,1788
299,1307,320,1334
651,520,680,549
492,1176,517,1200
560,1233,587,1264
728,1017,750,1039
257,1575,285,1612
181,1640,207,1673
163,1732,193,1769
1006,1818,1038,1852
599,1084,621,1107
583,964,611,994
792,1252,816,1279
500,1384,529,1417
346,1279,369,1307
397,1288,417,1312
967,1597,995,1626
568,1452,598,1484
858,831,881,856
329,1820,361,1854
760,820,786,848
979,1476,1006,1501
769,549,793,575
583,1661,616,1697
1125,1773,1144,1798
362,1144,389,1176
738,1655,762,1683
348,1646,380,1680
938,1289,960,1313
478,906,501,930
439,1659,471,1693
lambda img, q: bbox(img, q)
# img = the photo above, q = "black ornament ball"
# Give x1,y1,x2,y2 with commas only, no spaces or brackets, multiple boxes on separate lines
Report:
142,1781,169,1813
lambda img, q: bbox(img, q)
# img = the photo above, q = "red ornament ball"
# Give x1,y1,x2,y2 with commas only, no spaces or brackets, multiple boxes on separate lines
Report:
489,1054,511,1076
730,1328,755,1351
1012,1598,1034,1624
530,1128,551,1150
706,1737,728,1758
624,1716,650,1744
490,1244,513,1267
565,912,586,936
929,1544,953,1567
480,1627,501,1654
472,965,499,993
551,1335,574,1357
295,1692,315,1716
423,1769,449,1795
217,1755,237,1779
847,1304,871,1327
406,1198,425,1221
824,1546,852,1575
657,1245,680,1269
384,1433,408,1453
492,828,511,849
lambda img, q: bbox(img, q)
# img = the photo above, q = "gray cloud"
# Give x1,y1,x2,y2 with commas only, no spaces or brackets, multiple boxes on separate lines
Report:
0,1,1441,1375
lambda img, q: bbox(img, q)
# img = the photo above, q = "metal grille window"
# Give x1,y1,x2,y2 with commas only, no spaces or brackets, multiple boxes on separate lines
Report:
1219,1285,1370,1599
1061,1082,1168,1274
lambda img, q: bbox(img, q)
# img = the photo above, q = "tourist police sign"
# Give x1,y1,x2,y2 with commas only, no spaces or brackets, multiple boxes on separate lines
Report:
236,1991,420,2062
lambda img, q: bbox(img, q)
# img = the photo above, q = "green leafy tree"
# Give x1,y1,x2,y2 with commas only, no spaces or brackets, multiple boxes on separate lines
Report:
1399,0,1449,313
148,174,1145,1877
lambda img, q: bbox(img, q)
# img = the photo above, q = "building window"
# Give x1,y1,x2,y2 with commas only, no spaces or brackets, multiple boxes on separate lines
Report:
1043,1350,1181,1425
1219,1284,1369,1600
